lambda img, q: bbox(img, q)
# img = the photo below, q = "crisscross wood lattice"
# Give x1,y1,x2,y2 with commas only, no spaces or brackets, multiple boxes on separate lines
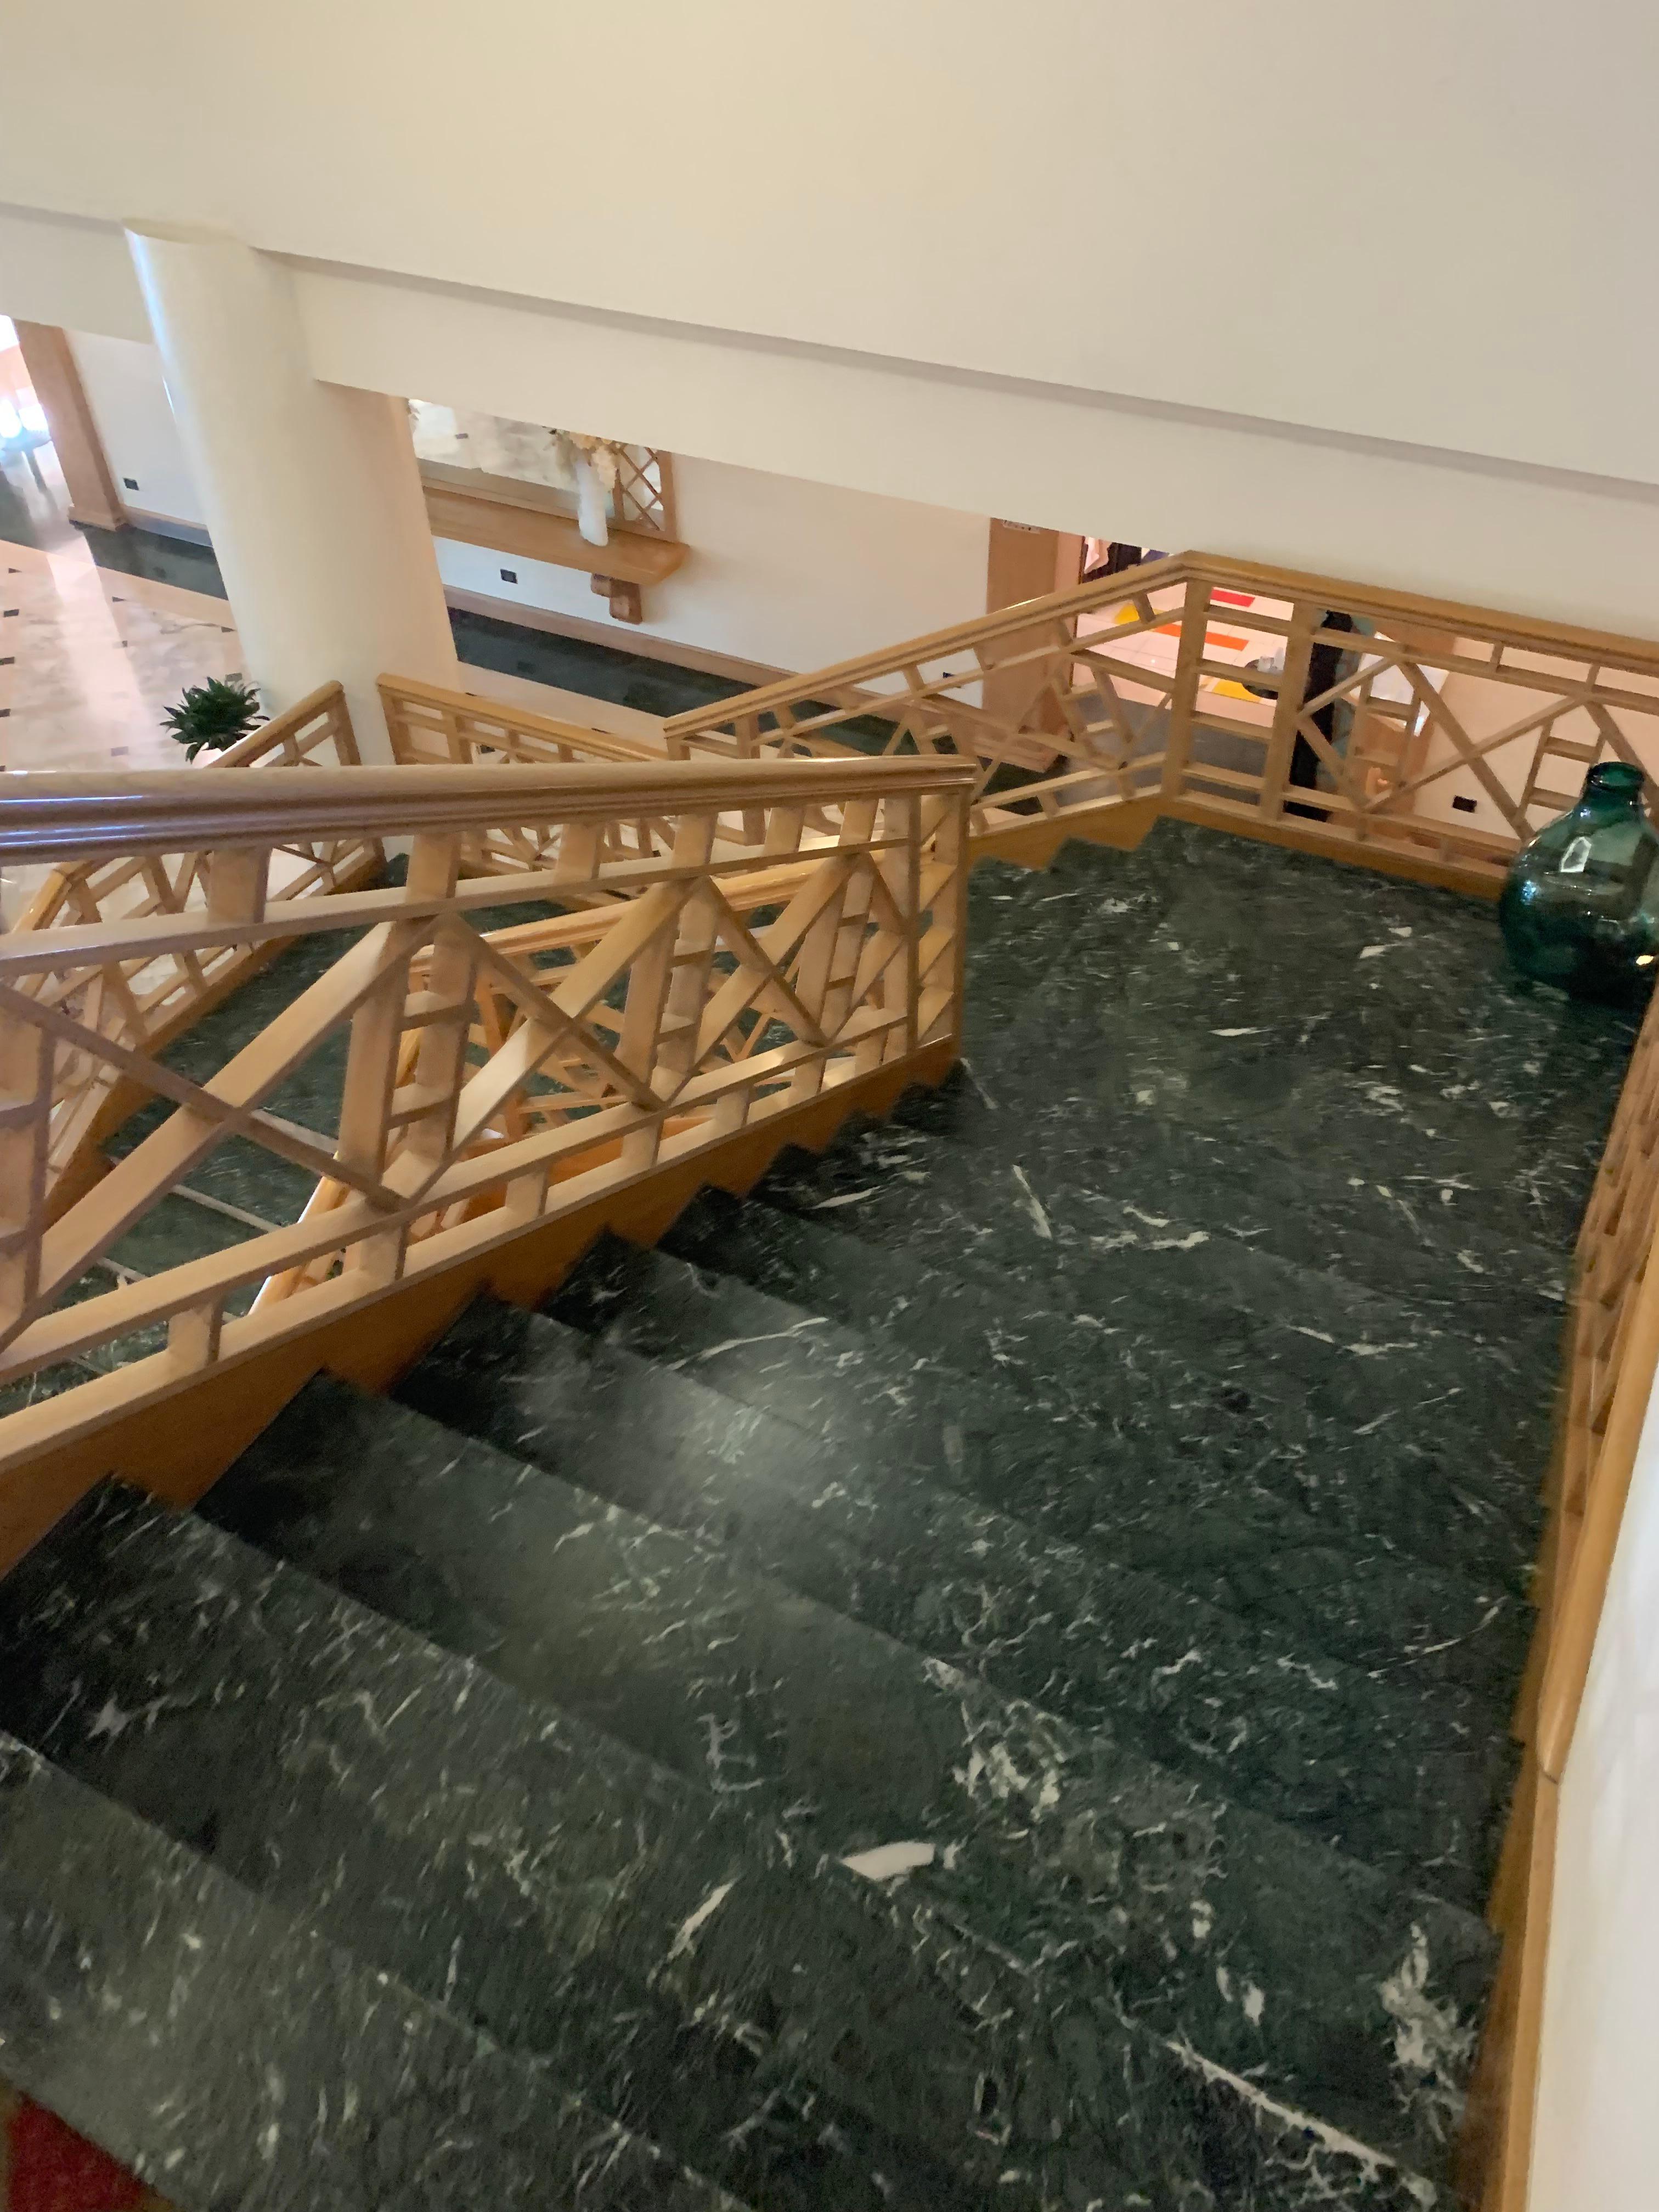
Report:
661,552,1659,894
4,682,379,1203
0,755,971,1471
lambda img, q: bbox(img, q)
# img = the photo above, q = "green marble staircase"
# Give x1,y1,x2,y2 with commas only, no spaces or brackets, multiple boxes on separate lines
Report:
0,820,1634,2210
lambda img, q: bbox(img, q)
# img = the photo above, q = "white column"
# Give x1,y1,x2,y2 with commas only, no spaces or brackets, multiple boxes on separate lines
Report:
125,222,458,762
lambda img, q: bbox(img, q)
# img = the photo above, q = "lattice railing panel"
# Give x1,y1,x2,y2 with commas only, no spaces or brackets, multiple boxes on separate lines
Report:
3,683,380,1190
0,758,971,1425
660,554,1659,890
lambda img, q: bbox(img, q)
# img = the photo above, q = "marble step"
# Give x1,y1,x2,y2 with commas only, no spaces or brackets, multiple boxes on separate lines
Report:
0,1484,1030,2212
741,1128,1557,1538
749,1105,1556,1409
883,1065,1575,1336
551,1229,1532,1706
204,1370,1496,2188
958,825,1633,1253
405,1294,1515,1915
663,1185,1543,1606
0,1725,748,2212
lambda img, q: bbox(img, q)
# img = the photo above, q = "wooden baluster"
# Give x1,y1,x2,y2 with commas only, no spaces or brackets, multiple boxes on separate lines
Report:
0,1008,54,1336
206,845,269,926
554,822,602,898
1259,603,1319,823
735,714,766,846
167,1294,224,1372
395,835,475,1186
871,793,921,1069
789,799,878,1101
1160,578,1211,800
763,806,806,858
620,814,718,1166
922,785,970,1051
335,960,416,1286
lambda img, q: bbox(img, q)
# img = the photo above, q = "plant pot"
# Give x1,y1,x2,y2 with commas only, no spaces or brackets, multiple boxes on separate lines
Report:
1498,760,1659,1002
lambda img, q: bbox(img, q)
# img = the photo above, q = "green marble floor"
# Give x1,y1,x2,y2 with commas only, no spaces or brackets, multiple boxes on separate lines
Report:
0,819,1632,2210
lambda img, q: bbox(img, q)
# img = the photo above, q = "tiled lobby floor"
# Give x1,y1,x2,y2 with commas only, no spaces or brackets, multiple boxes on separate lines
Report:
0,444,689,922
0,443,247,786
0,537,246,776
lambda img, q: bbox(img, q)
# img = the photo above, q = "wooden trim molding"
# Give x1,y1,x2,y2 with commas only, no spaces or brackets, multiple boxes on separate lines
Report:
10,323,127,532
425,481,687,588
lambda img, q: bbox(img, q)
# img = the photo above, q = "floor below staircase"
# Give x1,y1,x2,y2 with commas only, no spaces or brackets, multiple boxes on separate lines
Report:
0,821,1638,2210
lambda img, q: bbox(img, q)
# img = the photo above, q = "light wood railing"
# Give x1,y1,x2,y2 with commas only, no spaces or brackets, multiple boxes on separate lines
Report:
656,555,1659,2211
9,555,1659,2207
3,682,380,1206
379,672,873,884
662,552,1659,896
1466,973,1659,2208
381,672,666,776
0,754,972,1488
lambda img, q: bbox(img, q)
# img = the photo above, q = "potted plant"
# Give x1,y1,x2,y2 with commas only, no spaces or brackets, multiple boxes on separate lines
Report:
160,675,266,761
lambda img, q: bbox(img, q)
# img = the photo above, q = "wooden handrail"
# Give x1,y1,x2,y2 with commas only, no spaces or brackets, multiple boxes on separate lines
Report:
1,679,381,1206
0,757,976,865
1186,552,1659,673
660,553,1659,743
660,548,1659,895
204,680,362,768
658,555,1192,730
9,680,363,934
380,672,665,770
1538,1250,1659,1778
0,752,973,1453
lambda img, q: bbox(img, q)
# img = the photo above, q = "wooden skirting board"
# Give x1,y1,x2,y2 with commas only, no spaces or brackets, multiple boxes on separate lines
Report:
967,792,1502,900
1159,797,1506,901
0,1041,955,1578
969,796,1161,871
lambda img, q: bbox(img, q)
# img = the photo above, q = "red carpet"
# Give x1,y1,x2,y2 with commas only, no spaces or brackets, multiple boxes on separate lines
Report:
1,2089,167,2212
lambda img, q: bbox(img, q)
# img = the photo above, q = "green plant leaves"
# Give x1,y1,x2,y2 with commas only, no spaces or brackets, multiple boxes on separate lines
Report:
160,676,265,761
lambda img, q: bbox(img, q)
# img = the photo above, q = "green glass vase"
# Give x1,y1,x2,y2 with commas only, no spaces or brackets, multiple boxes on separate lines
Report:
1498,761,1659,1001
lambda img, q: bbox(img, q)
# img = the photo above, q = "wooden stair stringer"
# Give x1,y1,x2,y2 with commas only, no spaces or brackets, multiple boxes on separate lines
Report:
0,1039,957,1576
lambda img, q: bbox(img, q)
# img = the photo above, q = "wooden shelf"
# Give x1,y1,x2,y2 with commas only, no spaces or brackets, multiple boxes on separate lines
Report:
423,481,688,586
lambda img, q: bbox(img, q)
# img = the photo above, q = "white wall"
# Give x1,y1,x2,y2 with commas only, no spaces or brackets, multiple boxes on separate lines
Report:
69,330,205,527
292,257,1659,642
1531,1402,1659,2211
437,456,989,675
43,319,989,675
37,315,990,674
13,195,1659,639
0,2,1654,490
